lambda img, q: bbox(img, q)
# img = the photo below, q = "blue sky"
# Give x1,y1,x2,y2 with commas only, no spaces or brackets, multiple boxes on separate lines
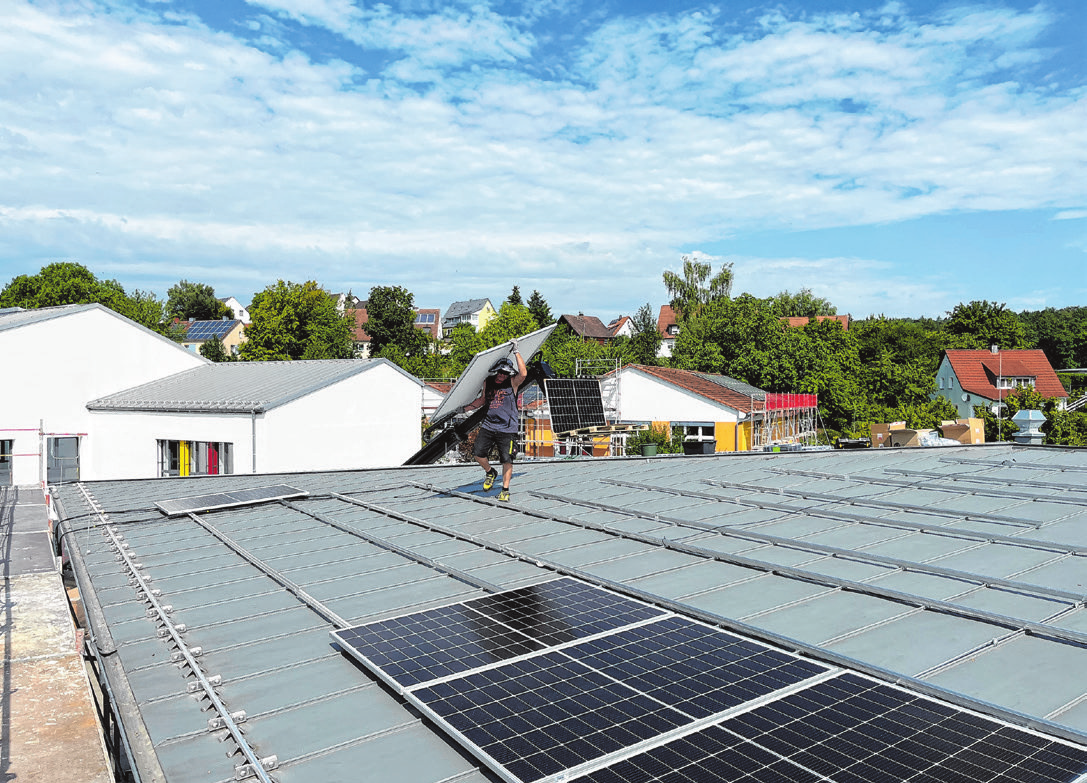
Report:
1,0,1084,321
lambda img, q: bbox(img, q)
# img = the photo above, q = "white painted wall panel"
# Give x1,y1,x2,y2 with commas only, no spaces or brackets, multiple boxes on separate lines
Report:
614,370,738,423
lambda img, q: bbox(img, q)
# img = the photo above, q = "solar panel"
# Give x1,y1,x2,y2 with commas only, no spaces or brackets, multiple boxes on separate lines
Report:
413,650,692,783
545,378,608,434
332,578,667,691
562,616,829,719
577,673,1087,783
155,484,307,516
184,320,236,340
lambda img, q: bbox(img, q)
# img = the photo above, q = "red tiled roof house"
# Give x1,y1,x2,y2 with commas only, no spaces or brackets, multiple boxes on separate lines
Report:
935,348,1068,418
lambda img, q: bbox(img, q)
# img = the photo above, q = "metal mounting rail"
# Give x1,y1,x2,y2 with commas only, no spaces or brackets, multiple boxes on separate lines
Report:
75,488,277,782
604,477,1087,558
517,484,1087,650
940,456,1087,474
291,496,504,596
398,481,1087,748
186,510,349,630
701,475,1049,529
773,466,1087,508
577,480,1087,606
884,467,1087,498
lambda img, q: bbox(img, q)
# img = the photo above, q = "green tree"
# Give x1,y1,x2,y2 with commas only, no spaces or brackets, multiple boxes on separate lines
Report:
542,325,624,377
1019,306,1087,370
447,322,485,369
945,300,1027,350
766,288,837,318
199,335,234,362
479,303,538,348
623,303,662,366
0,261,168,334
662,255,733,321
366,285,428,356
239,280,353,361
527,290,553,327
166,280,230,321
506,286,524,306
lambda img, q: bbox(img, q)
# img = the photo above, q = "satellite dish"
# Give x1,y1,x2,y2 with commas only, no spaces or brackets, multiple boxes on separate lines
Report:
961,393,969,402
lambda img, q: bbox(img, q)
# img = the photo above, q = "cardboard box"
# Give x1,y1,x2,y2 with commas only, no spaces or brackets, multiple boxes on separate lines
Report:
870,421,906,448
940,417,985,445
888,428,933,448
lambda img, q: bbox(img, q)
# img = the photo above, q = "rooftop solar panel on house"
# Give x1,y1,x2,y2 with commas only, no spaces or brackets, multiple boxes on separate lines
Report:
183,320,236,340
545,378,608,434
155,484,307,516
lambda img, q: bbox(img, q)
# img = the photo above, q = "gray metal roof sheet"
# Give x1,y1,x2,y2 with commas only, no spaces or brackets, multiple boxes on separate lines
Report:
87,357,418,413
53,443,1087,782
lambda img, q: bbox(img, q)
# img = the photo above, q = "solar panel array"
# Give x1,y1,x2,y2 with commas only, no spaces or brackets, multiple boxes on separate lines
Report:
545,378,608,434
333,577,1087,783
184,320,238,340
155,484,308,516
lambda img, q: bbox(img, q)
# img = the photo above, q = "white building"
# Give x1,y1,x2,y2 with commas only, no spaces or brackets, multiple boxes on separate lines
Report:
87,360,424,478
0,304,208,486
1,304,425,485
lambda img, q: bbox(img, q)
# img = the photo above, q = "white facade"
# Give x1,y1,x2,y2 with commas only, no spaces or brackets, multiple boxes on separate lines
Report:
88,362,423,479
0,305,207,486
220,296,251,323
607,368,742,424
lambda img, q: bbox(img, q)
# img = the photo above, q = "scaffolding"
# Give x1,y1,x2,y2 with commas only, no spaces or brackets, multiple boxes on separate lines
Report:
752,393,819,450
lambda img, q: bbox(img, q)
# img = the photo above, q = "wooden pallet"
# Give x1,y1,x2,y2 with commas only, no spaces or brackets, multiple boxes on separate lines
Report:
555,424,648,437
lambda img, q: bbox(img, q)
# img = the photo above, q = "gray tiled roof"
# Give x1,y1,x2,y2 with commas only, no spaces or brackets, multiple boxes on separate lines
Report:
443,298,491,323
54,443,1087,782
87,358,416,413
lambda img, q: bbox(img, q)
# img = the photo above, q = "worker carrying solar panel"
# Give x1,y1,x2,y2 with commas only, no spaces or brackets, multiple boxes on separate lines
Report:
462,344,528,502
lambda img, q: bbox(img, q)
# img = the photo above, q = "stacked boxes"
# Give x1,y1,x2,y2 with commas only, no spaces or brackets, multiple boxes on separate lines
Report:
939,418,985,444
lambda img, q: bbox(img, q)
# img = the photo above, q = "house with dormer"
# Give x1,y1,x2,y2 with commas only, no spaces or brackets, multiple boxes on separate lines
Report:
935,348,1068,418
657,305,680,357
442,299,495,337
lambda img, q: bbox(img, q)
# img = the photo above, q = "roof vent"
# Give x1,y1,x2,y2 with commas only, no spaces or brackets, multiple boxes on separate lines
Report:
990,345,999,354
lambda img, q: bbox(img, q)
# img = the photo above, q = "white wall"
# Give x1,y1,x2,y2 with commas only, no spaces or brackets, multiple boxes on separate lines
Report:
613,370,738,424
85,363,423,479
261,363,422,472
0,307,206,485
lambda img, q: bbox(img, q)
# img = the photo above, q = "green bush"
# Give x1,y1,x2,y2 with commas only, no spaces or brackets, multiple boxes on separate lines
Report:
625,425,685,455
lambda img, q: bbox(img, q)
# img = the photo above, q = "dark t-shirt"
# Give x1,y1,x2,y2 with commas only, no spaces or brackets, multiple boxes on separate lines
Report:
482,377,519,434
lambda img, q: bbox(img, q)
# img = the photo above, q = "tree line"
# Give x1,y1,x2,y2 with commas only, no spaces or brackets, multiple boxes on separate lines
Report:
3,260,1085,444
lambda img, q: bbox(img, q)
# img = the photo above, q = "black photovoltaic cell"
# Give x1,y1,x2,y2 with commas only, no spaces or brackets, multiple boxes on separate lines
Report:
575,673,1087,783
414,650,692,783
546,378,608,434
564,616,829,718
332,602,546,689
155,484,307,516
333,578,666,690
462,578,665,647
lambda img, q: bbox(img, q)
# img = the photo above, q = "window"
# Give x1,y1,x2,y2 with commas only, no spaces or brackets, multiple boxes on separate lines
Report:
158,440,233,477
415,312,436,324
683,425,715,441
998,376,1035,389
939,377,944,389
0,439,12,486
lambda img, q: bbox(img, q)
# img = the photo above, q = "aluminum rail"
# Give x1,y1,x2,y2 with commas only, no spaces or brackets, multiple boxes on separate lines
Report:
75,485,278,783
405,480,1087,748
940,456,1087,474
885,467,1087,496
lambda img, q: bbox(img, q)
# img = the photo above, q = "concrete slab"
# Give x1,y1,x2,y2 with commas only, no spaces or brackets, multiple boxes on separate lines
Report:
1,486,112,783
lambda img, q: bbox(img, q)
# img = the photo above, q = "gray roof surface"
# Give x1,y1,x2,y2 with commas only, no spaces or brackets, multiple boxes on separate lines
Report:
86,358,417,414
443,298,491,322
54,443,1087,782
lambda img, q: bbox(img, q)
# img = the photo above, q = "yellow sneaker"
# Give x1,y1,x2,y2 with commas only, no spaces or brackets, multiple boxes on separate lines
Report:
483,469,497,491
497,488,510,502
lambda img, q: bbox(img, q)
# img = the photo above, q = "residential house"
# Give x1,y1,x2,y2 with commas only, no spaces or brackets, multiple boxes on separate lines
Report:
607,315,633,339
414,308,442,340
604,364,767,452
0,304,207,485
86,358,424,477
219,296,250,324
177,318,246,356
556,313,616,344
442,298,495,337
349,306,442,357
656,304,680,357
935,347,1069,418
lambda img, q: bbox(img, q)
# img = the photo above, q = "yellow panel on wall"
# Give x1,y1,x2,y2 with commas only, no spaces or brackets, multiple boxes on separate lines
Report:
179,440,190,477
715,422,735,452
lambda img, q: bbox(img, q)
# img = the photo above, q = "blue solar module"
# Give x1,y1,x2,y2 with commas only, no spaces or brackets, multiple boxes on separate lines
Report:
333,578,667,691
332,602,547,691
184,320,236,340
563,616,829,718
413,650,692,782
462,578,666,647
576,673,1087,783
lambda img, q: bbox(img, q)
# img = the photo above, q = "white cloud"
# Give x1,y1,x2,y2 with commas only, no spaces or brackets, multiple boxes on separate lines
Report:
0,0,1084,319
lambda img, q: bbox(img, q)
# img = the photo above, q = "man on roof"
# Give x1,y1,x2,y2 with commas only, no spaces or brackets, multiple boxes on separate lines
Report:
465,340,527,502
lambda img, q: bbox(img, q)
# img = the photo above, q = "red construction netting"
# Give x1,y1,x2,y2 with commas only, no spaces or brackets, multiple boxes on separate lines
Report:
765,393,818,410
